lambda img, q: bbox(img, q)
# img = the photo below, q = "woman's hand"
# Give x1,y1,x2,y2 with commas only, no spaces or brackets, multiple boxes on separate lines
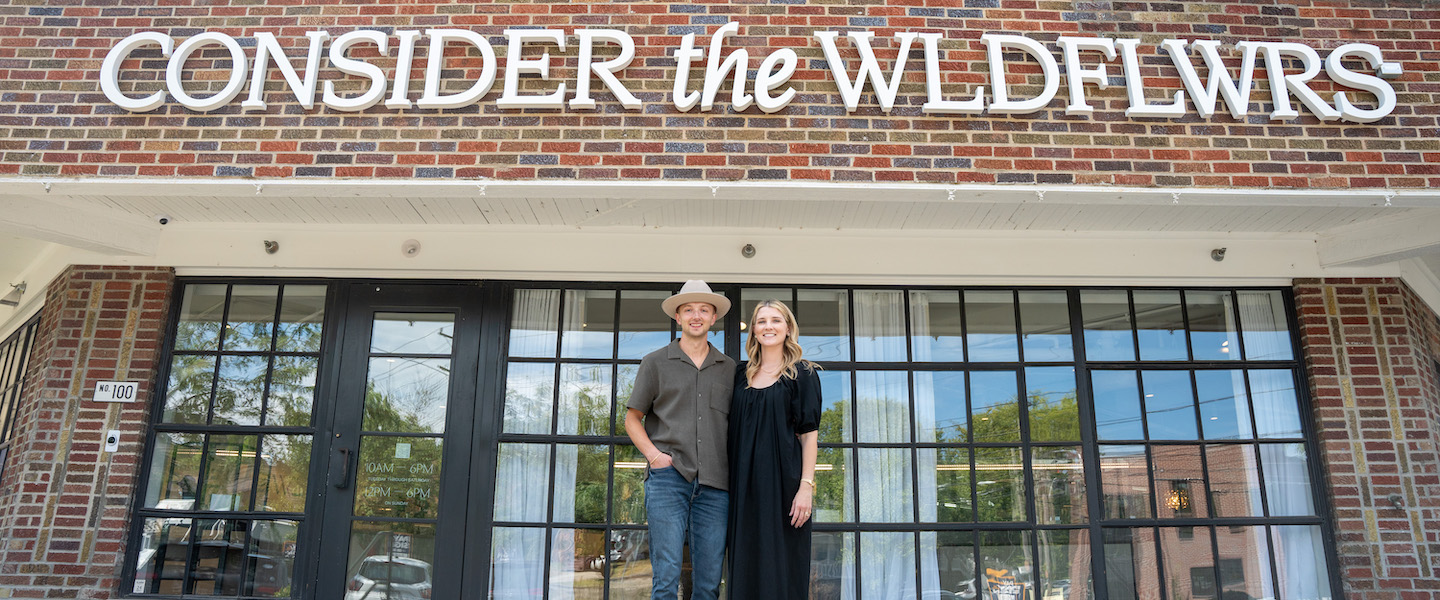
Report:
789,484,814,528
648,452,673,469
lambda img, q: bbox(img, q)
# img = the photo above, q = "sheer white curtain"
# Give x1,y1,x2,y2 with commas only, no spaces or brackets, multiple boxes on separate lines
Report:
1272,525,1332,600
511,289,560,357
492,290,562,597
909,292,945,597
853,291,935,599
1221,370,1255,439
1238,291,1292,361
490,444,551,596
1249,366,1321,600
548,293,589,599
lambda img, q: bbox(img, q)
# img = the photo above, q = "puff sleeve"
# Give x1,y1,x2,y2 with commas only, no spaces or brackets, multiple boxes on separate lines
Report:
791,363,822,435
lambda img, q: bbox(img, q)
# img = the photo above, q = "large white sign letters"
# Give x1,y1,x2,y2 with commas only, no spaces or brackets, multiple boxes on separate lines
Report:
100,24,1403,123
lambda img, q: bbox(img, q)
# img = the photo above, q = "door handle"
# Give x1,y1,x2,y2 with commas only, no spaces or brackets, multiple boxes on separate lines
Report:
335,447,353,489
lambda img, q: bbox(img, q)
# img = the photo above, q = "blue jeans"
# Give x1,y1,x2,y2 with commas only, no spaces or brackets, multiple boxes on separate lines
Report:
644,466,728,600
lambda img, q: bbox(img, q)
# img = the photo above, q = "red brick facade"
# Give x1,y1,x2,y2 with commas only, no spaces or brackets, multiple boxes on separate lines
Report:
1295,278,1440,599
2,0,1436,186
0,266,174,599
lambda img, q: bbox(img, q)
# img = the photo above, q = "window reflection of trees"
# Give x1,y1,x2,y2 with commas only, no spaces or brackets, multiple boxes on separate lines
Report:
134,283,326,598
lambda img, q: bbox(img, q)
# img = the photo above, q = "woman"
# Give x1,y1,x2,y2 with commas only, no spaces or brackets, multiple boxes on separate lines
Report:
727,300,821,599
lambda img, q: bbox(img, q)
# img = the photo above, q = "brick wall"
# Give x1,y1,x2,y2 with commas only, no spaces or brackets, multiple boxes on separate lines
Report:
1295,278,1440,599
0,266,174,599
1,0,1435,186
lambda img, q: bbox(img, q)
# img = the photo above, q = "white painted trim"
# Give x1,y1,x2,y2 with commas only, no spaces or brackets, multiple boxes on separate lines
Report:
0,197,160,256
1400,258,1440,315
73,223,1384,284
1317,210,1440,267
2,178,1433,208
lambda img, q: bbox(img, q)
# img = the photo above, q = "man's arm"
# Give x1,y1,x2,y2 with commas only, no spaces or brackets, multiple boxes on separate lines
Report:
625,408,672,469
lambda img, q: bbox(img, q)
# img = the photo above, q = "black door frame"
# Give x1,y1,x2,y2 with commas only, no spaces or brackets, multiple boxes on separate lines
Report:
313,282,491,600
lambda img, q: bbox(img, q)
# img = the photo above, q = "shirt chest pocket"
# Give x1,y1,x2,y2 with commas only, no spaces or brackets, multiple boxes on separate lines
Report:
709,382,731,415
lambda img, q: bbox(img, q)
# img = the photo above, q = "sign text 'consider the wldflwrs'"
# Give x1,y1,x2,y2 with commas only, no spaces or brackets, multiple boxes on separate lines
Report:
101,24,1404,123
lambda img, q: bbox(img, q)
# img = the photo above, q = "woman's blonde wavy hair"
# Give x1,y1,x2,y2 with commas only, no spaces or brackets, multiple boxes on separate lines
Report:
744,299,816,385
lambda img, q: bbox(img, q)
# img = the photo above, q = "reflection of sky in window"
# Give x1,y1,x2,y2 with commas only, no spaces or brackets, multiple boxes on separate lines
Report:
371,314,455,355
1026,366,1078,442
1082,290,1136,361
1020,292,1074,362
970,371,1019,443
1195,370,1251,440
965,291,1019,362
367,358,451,433
1187,291,1240,362
914,371,966,443
1134,291,1188,361
618,329,670,360
969,371,1017,414
1091,371,1144,440
560,328,614,359
1142,371,1198,440
618,291,672,359
1026,367,1075,407
817,370,852,443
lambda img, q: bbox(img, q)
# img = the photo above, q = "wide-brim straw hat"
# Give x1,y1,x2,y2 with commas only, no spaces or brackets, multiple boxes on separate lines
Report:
661,280,731,319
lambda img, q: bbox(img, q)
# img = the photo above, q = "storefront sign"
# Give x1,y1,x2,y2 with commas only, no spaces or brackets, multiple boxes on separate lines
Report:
100,24,1401,123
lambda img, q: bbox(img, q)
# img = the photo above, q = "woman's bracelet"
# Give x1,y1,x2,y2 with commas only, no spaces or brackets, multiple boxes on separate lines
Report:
800,478,816,491
646,453,661,466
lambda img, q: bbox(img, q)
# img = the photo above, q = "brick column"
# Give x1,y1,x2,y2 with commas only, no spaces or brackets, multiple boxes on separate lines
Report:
0,266,174,599
1294,278,1440,599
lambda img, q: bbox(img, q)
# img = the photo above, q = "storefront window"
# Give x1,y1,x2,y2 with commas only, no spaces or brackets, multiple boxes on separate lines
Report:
492,284,1326,599
492,286,675,599
132,283,327,597
130,282,1331,599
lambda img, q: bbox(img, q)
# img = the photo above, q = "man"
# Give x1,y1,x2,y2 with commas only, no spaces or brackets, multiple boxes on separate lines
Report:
625,280,734,600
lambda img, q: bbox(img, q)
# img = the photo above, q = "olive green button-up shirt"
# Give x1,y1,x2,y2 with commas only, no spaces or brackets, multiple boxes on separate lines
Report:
626,340,735,490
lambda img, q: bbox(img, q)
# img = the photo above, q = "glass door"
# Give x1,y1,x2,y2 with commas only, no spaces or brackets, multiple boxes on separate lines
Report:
315,284,488,600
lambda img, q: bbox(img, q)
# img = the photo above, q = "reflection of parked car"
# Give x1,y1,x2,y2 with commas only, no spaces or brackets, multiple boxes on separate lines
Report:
345,556,432,600
585,530,649,571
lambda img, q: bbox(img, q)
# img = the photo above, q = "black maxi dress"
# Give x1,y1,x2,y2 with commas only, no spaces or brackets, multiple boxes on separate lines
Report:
727,362,823,599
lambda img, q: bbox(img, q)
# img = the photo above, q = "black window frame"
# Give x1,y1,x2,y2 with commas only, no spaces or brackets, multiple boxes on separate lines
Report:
121,279,1342,600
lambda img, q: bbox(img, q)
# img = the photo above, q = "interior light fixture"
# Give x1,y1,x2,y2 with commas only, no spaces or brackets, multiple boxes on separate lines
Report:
0,282,26,307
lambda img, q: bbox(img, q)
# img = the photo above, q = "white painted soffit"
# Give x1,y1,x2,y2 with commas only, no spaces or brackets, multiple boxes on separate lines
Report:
2,178,1438,272
0,179,1433,234
5,178,1429,208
